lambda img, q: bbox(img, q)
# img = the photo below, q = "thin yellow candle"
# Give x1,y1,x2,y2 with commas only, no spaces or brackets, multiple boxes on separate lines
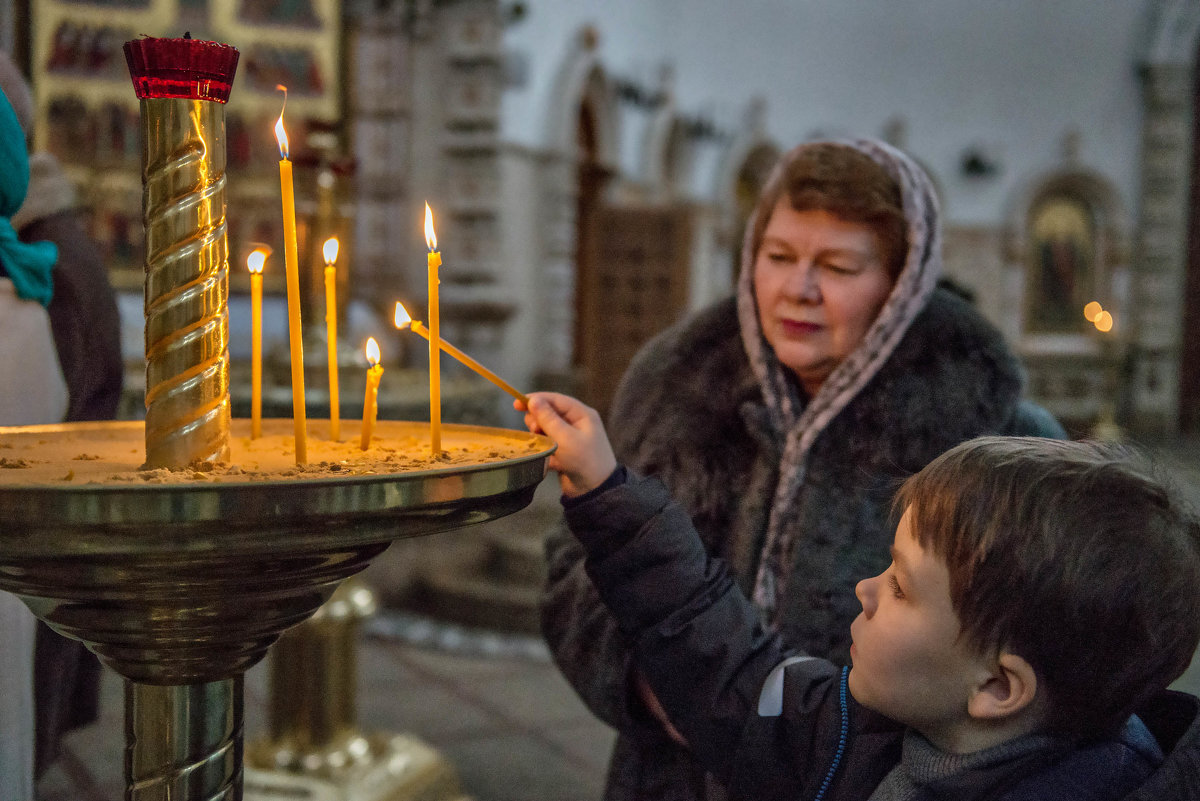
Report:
360,337,383,450
323,237,341,441
394,303,528,404
247,248,268,439
274,86,307,464
425,203,442,456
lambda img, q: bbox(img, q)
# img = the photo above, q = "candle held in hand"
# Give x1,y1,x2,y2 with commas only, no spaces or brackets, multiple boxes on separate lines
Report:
323,237,341,441
247,249,268,439
275,86,307,464
394,302,528,404
360,337,383,450
425,203,442,456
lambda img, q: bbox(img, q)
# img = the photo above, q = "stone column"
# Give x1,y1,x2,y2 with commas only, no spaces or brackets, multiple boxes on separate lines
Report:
1129,62,1193,433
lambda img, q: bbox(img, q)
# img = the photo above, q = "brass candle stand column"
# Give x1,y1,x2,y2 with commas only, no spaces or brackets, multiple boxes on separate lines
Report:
246,579,471,801
126,36,236,469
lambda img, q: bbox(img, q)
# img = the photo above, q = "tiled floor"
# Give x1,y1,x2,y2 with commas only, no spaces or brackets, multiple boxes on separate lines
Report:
31,434,1200,801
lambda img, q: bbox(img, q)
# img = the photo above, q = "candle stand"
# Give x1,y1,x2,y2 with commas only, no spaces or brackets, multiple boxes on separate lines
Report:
0,420,553,801
245,577,470,801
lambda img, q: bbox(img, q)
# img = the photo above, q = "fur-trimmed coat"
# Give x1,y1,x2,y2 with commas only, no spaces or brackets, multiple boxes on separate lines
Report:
541,290,1065,801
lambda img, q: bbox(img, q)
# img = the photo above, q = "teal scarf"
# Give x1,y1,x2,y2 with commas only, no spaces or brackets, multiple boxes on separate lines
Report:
0,87,55,307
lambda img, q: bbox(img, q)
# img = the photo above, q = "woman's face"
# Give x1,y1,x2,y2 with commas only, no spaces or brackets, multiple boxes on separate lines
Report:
753,202,896,396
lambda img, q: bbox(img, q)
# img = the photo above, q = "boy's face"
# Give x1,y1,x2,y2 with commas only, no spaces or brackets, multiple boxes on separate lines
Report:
848,507,992,745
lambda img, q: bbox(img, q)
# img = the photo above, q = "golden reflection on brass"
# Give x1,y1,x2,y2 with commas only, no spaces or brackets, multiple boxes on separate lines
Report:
126,679,242,801
140,97,231,469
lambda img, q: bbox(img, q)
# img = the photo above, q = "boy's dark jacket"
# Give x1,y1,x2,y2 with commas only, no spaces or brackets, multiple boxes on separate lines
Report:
564,471,1200,801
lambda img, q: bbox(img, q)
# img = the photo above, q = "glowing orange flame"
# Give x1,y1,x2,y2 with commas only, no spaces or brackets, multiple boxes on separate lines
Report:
393,302,413,329
1094,310,1113,333
424,203,437,251
274,85,289,159
323,237,339,266
365,337,381,366
246,248,268,275
1083,301,1102,323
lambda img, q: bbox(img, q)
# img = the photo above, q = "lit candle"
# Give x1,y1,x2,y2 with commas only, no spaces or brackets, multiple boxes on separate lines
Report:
360,337,383,450
425,203,442,456
395,302,528,404
247,248,268,439
274,85,307,464
323,237,341,441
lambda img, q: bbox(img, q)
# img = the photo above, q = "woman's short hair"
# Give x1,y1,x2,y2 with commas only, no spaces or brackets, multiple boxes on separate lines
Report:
749,143,908,278
894,436,1200,736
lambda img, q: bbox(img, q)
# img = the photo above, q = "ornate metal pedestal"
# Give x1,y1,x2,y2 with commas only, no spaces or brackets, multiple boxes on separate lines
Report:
0,420,553,801
246,578,471,801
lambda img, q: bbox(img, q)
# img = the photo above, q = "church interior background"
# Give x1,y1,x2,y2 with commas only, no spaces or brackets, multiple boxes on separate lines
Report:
5,0,1198,438
3,1,1200,797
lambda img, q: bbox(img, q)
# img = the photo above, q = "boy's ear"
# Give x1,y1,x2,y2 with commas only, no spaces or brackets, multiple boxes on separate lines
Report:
967,652,1039,721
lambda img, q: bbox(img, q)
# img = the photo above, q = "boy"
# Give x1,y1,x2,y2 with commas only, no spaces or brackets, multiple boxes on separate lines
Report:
522,392,1200,801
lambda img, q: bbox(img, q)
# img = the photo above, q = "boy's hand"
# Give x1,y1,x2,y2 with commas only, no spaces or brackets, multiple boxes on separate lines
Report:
516,392,617,497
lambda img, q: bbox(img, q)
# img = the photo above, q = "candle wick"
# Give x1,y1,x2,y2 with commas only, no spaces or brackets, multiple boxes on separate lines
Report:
183,31,192,38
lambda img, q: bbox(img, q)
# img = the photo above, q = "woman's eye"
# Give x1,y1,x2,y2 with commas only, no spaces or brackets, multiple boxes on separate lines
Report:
888,575,905,600
765,251,791,263
822,261,855,275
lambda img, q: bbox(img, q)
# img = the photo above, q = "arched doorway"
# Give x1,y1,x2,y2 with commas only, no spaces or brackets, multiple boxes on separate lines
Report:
572,102,605,375
729,144,778,284
1183,39,1200,432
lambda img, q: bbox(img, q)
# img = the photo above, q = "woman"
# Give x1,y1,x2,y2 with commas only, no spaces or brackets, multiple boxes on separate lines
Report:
541,139,1064,801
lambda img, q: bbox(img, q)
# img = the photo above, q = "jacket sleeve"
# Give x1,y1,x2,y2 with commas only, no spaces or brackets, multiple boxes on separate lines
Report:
564,473,850,789
540,518,654,734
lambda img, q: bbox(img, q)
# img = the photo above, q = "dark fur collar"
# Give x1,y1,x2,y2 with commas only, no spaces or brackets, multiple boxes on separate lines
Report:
610,288,1024,516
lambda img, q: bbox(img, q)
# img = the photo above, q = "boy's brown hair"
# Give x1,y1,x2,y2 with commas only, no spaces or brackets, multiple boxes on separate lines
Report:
748,142,909,278
895,436,1200,736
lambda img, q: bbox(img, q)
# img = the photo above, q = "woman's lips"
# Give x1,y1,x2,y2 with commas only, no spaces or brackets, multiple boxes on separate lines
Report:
780,320,822,336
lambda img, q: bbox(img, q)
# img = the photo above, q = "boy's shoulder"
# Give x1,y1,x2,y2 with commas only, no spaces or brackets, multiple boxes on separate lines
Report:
996,713,1172,801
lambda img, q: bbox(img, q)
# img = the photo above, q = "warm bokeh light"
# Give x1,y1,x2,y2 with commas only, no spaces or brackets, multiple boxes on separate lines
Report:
246,249,267,275
1094,310,1113,333
323,237,339,266
424,203,437,250
365,337,381,366
1083,301,1103,322
394,302,412,329
274,85,289,159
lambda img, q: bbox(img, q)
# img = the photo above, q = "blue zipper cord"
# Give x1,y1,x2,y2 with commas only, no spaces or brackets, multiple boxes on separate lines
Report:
813,665,850,801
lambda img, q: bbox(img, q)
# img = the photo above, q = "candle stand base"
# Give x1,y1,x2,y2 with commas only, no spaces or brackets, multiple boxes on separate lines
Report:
246,734,470,801
246,579,474,801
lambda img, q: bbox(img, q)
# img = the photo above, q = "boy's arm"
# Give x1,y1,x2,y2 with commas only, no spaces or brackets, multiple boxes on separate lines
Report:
565,470,851,791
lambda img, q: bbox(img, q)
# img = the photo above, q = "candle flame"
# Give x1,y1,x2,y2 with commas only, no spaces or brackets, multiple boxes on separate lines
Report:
424,203,437,251
365,337,381,366
394,302,413,329
1083,301,1103,323
274,85,289,159
247,248,268,275
323,237,339,266
1094,310,1113,333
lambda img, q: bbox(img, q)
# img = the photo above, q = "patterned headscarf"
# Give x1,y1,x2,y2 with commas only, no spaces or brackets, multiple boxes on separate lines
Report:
0,87,56,307
736,138,942,620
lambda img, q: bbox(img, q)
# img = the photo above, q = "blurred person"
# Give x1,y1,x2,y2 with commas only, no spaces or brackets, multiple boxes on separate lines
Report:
1,50,122,785
0,80,66,801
